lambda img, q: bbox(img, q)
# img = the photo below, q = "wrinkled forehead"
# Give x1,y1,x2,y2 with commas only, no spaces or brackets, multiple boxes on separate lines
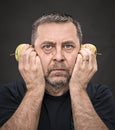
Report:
37,22,77,38
34,22,80,47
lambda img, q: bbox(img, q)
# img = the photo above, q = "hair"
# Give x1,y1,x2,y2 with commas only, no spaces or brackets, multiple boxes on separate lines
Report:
31,12,83,45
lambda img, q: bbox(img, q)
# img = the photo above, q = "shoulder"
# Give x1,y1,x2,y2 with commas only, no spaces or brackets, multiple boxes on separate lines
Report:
87,82,115,129
0,79,27,127
86,82,114,101
0,79,27,102
86,82,115,109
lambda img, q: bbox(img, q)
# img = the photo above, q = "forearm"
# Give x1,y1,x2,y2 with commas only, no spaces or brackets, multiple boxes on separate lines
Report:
0,87,44,130
70,87,109,130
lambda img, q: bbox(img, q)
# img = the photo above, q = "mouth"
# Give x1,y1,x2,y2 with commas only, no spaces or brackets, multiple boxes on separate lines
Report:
52,69,65,71
49,69,67,76
51,69,66,72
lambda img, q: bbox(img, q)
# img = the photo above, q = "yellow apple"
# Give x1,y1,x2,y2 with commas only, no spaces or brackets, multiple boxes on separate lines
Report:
81,43,97,54
15,44,26,61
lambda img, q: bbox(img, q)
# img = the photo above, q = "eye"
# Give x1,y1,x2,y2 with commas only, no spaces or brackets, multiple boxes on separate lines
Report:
63,44,75,51
64,44,74,49
62,43,75,53
42,43,55,53
43,44,53,50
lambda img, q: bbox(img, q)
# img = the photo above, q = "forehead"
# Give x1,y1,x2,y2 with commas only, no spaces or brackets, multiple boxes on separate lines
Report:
36,22,78,42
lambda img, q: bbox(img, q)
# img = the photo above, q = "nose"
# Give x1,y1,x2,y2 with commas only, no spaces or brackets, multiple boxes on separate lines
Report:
53,47,65,62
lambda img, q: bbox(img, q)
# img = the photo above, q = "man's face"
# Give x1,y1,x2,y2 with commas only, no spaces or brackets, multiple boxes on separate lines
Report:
34,22,80,88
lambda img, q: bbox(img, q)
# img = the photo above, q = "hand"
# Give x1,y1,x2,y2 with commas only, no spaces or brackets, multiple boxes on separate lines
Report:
18,44,45,92
69,44,97,90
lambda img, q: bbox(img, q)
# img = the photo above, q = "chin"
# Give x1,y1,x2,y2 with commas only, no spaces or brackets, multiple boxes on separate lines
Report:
46,76,70,88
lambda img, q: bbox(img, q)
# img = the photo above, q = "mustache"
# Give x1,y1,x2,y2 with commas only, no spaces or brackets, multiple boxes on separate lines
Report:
48,63,69,73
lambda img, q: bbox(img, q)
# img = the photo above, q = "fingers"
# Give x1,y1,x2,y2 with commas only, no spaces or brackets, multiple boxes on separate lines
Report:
19,44,36,63
18,44,45,91
70,46,98,89
18,44,39,71
79,47,96,64
77,46,98,75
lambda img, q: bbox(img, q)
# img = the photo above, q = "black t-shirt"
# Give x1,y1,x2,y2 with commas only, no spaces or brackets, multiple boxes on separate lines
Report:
0,80,115,130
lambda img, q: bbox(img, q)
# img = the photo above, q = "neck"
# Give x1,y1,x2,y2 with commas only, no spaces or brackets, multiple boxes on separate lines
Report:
45,84,69,96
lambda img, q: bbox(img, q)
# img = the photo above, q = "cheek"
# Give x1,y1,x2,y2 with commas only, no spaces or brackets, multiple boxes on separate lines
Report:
39,55,49,73
67,53,77,73
35,47,53,74
35,48,48,73
38,53,53,74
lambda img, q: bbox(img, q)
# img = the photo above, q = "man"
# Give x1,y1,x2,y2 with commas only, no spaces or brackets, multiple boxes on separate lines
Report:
0,13,115,130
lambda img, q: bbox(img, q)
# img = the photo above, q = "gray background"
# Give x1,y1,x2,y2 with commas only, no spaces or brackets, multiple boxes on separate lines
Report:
0,0,115,100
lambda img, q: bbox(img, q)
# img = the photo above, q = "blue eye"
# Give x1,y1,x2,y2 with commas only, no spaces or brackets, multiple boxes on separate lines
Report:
43,44,53,50
42,44,55,54
64,44,73,49
62,44,75,53
63,44,74,50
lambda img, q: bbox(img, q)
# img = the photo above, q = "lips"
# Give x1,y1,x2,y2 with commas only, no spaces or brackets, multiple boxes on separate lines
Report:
50,68,66,75
51,69,65,72
48,63,68,74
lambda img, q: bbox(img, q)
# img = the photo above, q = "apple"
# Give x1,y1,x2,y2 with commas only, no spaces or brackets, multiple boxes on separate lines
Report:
15,44,33,61
15,44,26,61
81,43,97,54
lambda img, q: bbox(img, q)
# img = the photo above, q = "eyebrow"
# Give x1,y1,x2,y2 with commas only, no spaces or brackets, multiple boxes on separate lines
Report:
61,40,76,45
40,41,56,46
41,40,76,45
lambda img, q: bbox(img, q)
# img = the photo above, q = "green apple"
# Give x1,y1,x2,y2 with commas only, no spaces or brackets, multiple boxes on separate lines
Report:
81,43,97,54
15,44,26,61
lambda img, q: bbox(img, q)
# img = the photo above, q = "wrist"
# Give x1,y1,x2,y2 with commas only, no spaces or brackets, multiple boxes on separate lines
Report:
69,84,87,97
69,80,88,91
26,83,45,94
